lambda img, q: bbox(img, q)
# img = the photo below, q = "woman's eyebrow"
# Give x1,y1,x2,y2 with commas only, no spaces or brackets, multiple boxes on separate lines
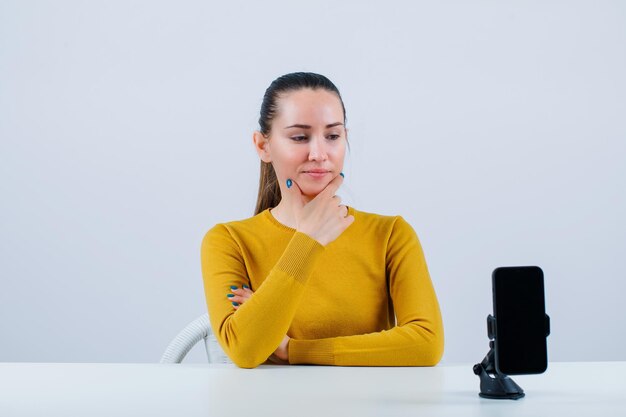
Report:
284,122,344,129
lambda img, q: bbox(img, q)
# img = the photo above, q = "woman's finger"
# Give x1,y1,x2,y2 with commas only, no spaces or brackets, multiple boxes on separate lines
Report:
230,286,254,308
230,288,251,298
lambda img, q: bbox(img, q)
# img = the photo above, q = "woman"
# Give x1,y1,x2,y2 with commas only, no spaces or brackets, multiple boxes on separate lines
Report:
201,72,444,368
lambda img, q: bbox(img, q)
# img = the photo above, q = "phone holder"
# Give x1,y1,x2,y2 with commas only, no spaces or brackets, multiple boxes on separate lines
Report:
473,314,550,400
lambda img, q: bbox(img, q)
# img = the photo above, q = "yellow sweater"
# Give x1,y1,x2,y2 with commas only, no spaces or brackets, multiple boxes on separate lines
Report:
200,205,444,368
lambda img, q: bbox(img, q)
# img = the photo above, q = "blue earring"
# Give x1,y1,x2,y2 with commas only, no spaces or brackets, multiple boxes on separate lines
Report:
286,179,292,188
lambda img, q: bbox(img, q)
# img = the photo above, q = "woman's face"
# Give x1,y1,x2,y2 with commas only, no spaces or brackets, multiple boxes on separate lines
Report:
254,88,347,199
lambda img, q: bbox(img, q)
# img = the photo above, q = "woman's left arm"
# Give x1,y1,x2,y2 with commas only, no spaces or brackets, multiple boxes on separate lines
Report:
288,216,444,366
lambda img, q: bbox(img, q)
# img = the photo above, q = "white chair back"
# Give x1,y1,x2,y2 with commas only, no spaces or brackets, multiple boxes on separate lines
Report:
160,313,232,364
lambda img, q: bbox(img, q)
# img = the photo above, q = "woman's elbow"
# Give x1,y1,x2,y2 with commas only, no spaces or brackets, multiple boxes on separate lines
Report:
411,327,444,366
222,341,269,369
420,344,443,366
231,356,263,369
421,330,444,366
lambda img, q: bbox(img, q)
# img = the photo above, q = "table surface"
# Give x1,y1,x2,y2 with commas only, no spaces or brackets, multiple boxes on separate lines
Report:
1,361,624,417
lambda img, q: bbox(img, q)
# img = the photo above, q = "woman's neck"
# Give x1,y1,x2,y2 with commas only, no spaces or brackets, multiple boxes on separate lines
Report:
269,204,297,230
270,191,318,229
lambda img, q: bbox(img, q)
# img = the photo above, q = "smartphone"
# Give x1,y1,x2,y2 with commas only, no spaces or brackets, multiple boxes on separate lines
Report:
492,266,548,375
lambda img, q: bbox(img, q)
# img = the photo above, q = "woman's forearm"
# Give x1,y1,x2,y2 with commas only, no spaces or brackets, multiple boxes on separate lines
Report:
288,321,444,366
201,226,325,368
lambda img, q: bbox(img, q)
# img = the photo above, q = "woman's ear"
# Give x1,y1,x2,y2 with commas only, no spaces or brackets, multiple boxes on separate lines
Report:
253,131,272,163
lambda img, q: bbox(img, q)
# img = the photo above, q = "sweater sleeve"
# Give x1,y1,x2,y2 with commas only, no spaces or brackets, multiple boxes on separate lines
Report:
200,224,325,368
288,216,444,366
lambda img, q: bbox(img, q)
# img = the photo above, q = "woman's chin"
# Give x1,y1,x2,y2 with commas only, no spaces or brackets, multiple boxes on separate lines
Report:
301,183,328,196
302,190,321,199
294,174,333,196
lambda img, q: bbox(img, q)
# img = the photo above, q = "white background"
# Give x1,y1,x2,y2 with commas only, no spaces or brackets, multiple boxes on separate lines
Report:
1,0,624,364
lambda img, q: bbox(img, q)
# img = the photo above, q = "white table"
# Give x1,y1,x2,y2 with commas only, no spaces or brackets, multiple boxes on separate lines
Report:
1,361,624,416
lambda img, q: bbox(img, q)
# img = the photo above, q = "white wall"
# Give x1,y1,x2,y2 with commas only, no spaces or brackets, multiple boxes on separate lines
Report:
1,0,624,364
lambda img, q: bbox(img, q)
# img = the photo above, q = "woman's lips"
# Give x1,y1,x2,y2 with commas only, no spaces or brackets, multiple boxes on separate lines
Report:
303,171,330,179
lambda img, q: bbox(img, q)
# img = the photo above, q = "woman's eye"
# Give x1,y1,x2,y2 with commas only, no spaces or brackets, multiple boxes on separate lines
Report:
291,135,340,141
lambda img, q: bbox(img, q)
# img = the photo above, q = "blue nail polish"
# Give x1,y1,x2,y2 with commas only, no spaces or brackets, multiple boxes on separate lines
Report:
340,172,344,178
232,302,239,306
227,294,234,298
286,179,292,188
243,285,249,289
230,285,238,290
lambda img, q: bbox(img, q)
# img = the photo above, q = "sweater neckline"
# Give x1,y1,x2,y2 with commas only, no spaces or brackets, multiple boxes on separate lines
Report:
263,205,355,232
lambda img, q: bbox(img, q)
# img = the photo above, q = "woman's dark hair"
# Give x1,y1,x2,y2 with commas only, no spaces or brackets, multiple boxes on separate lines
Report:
254,72,349,215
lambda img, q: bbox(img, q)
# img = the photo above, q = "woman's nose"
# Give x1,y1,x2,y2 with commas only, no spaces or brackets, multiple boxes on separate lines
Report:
308,136,328,161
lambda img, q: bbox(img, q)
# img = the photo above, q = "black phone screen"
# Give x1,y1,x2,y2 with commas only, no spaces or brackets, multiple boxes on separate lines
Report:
493,266,548,375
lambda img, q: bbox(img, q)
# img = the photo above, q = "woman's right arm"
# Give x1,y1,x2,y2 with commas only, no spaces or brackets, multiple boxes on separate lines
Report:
200,223,325,368
202,172,353,367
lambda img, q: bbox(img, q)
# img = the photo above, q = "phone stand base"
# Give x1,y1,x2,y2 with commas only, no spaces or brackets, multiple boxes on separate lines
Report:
473,341,525,400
